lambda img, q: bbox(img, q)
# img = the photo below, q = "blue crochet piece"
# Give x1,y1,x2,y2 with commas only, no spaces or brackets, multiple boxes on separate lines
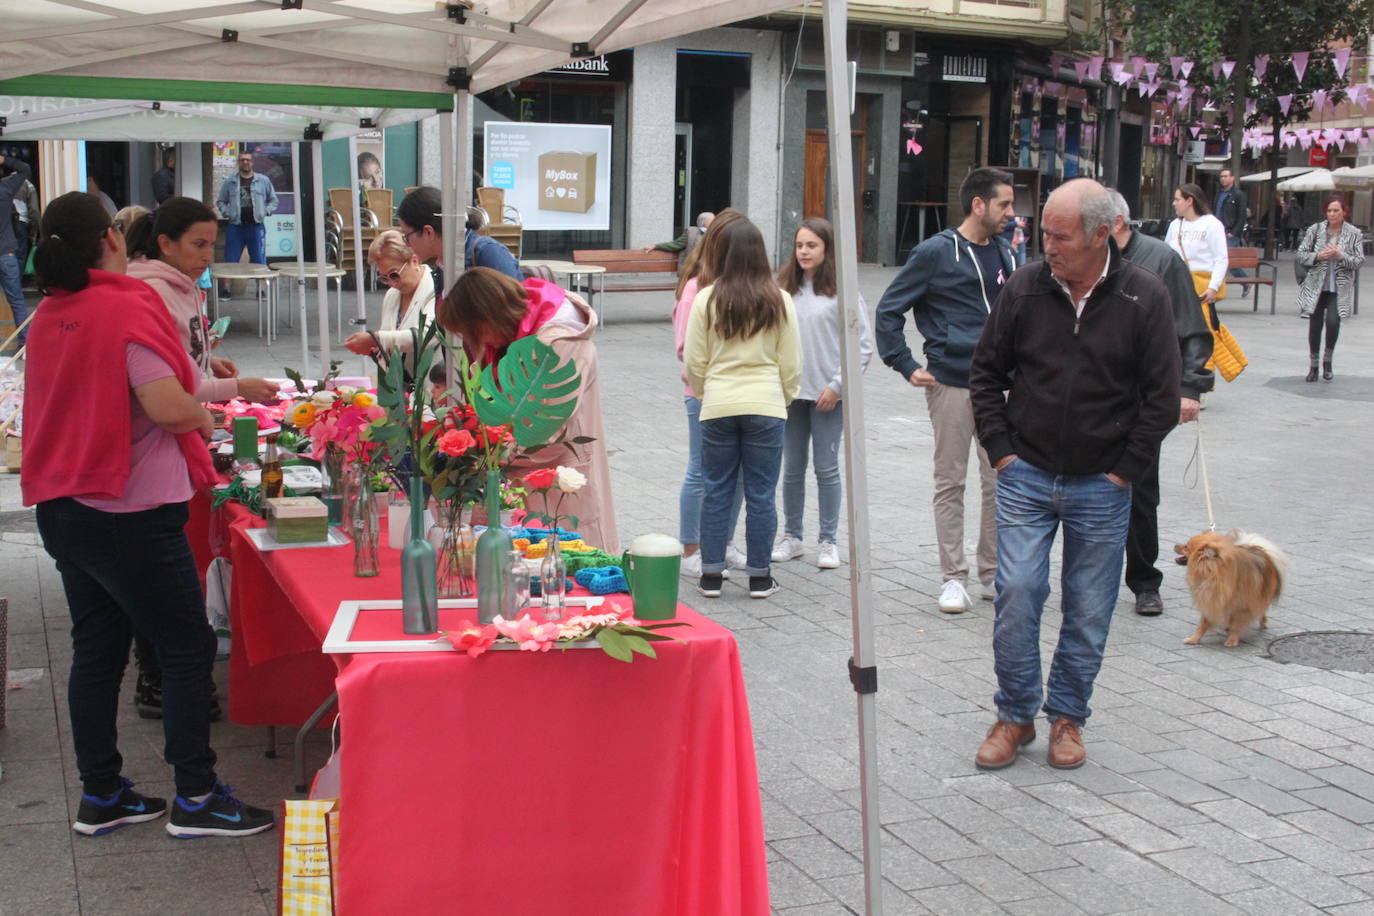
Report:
574,565,629,595
522,526,582,544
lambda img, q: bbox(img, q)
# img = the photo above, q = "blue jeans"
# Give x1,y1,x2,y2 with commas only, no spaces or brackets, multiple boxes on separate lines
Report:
0,251,27,345
781,399,844,544
991,460,1131,726
225,221,266,266
36,499,219,797
700,414,785,577
679,396,743,545
1226,234,1247,285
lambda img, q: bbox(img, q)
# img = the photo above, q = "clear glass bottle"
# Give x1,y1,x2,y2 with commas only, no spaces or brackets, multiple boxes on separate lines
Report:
540,535,567,621
260,433,284,499
476,470,513,624
400,476,437,633
350,470,379,577
320,444,345,526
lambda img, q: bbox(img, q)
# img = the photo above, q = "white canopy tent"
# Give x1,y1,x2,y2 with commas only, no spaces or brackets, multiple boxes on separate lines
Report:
0,1,886,911
1239,165,1315,184
1277,168,1336,192
1332,164,1374,190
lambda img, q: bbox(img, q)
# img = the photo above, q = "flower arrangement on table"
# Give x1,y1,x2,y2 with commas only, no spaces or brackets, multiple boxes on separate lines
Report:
442,598,687,662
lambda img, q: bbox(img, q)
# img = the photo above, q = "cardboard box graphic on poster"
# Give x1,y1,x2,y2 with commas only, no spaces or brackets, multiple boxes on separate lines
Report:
484,122,612,231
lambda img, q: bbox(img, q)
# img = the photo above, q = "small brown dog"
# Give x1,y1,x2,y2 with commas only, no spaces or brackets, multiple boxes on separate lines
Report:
1174,530,1287,647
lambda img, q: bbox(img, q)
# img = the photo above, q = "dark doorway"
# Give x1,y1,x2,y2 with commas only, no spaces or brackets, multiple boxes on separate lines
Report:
1117,124,1144,217
85,141,130,212
677,50,750,230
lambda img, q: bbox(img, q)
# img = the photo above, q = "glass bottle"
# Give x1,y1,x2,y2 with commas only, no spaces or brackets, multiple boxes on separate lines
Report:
540,535,567,621
476,470,513,624
320,444,345,526
401,476,437,633
340,459,362,531
260,433,284,499
350,469,379,577
506,549,530,618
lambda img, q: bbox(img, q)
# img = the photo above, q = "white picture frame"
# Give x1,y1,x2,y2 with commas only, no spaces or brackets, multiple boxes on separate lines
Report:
322,597,605,654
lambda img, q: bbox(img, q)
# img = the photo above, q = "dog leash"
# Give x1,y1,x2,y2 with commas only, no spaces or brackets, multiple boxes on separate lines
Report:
1183,414,1218,531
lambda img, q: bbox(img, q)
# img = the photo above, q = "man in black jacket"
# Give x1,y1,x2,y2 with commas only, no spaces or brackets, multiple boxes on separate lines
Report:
0,153,32,346
1108,189,1213,617
1214,168,1249,295
969,179,1180,772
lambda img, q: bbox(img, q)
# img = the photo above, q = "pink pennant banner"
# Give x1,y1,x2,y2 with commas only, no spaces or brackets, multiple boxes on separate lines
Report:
1178,60,1193,79
1291,51,1309,83
1074,61,1091,83
1129,56,1146,75
1220,60,1236,80
1089,56,1104,80
1281,133,1297,149
1312,89,1329,112
1142,61,1159,81
1333,48,1351,79
1211,63,1223,80
1277,93,1293,116
1169,56,1184,77
1345,128,1363,144
1189,126,1202,138
1253,54,1269,81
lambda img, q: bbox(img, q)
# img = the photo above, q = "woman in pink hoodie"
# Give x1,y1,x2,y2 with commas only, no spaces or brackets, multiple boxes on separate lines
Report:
125,198,277,404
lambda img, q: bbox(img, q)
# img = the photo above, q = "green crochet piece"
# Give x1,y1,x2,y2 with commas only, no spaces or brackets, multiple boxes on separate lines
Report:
562,549,621,574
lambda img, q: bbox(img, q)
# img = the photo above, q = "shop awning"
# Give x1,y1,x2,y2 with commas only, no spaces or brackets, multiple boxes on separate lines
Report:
1239,166,1317,184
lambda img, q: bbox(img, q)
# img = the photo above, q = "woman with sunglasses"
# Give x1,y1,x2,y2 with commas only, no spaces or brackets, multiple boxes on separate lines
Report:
343,229,436,367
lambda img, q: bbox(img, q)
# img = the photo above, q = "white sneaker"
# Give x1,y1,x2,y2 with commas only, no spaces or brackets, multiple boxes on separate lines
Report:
938,580,972,614
725,543,749,570
771,536,804,563
681,551,729,579
975,579,995,600
817,542,841,569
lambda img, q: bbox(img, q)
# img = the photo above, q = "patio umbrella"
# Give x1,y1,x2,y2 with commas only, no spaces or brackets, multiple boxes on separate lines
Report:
1277,168,1336,192
1332,165,1374,190
1239,166,1316,184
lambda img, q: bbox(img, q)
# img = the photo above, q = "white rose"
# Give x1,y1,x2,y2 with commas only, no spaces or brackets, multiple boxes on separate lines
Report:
311,391,338,407
555,466,587,494
335,386,358,401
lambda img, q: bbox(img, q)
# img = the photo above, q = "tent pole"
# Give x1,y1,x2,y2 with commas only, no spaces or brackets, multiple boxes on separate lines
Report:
822,0,882,912
439,104,461,390
311,138,332,377
291,140,308,371
347,133,368,374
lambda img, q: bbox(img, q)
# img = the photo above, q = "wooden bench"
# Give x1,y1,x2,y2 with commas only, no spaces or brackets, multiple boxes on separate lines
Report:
1226,247,1278,315
572,249,679,293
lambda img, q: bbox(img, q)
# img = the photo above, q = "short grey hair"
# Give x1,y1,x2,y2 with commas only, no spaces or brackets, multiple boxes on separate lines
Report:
696,211,715,230
1079,185,1118,237
1106,188,1130,222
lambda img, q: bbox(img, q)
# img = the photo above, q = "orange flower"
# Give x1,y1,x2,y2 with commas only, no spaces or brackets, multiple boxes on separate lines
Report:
288,402,318,428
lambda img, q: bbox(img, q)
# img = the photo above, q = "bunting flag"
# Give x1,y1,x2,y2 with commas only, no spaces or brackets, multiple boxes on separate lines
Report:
1333,48,1351,79
1089,55,1104,80
1178,59,1193,79
1129,55,1146,75
1345,128,1363,144
1277,93,1293,116
1312,89,1328,112
1220,60,1236,80
1143,61,1159,81
1114,68,1135,88
1281,132,1298,149
1291,51,1309,83
1361,132,1373,149
1189,125,1202,138
1253,54,1269,81
1073,61,1091,82
1211,63,1223,80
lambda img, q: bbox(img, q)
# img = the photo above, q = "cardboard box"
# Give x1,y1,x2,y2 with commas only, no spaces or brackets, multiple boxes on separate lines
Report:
266,496,328,543
537,151,597,213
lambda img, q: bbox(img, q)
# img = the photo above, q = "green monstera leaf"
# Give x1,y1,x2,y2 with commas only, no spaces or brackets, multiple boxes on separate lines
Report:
471,336,580,449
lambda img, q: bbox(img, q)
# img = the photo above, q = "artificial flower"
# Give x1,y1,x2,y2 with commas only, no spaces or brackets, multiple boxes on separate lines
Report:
556,466,587,494
444,621,496,658
310,390,338,407
480,424,512,447
524,467,558,490
336,386,359,401
352,391,374,408
437,429,476,457
288,402,317,428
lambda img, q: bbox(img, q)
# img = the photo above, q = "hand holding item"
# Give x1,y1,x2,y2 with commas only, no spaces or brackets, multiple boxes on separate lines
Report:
908,367,937,388
211,356,239,378
1199,287,1219,304
236,377,280,403
815,387,839,411
1179,397,1200,424
344,331,377,356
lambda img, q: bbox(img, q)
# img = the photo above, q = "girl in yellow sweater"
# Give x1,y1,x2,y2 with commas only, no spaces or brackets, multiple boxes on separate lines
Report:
685,218,802,599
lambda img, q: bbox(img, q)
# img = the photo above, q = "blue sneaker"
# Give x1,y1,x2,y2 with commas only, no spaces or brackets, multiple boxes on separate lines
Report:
72,778,167,836
166,783,275,838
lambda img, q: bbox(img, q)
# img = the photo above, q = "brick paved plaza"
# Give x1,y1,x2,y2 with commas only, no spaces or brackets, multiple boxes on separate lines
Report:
3,258,1373,914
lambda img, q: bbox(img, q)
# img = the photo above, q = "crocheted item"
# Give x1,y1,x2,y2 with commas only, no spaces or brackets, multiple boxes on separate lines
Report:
526,538,590,559
562,549,620,574
574,566,629,595
522,526,581,543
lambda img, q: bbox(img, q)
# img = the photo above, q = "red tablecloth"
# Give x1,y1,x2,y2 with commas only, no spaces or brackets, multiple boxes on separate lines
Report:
191,494,769,914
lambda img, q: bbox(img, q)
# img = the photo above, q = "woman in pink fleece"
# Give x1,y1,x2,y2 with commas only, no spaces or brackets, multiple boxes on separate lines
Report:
125,198,277,404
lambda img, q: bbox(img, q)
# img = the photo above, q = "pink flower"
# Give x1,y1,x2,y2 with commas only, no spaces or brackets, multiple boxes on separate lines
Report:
444,621,496,658
493,614,559,652
437,429,476,457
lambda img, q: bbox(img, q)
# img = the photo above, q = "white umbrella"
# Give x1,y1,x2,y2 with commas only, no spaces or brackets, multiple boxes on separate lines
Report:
1239,166,1316,184
1332,165,1374,189
1277,168,1336,192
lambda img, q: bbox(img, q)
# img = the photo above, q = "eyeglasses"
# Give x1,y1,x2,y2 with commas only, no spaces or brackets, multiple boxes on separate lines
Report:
380,264,410,285
400,227,420,245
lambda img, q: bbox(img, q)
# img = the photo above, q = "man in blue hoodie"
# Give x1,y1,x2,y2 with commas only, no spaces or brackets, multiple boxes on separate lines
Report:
876,168,1016,614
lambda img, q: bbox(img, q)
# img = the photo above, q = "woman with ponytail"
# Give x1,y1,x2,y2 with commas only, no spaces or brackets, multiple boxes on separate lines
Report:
23,192,274,839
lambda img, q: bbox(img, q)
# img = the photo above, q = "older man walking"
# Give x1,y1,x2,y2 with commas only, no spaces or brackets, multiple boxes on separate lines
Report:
969,179,1180,770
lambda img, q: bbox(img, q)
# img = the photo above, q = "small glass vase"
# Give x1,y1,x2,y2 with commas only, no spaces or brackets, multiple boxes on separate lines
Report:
539,534,567,621
320,444,345,526
401,476,438,634
431,503,476,599
350,471,380,577
340,459,363,532
476,470,513,625
506,549,531,618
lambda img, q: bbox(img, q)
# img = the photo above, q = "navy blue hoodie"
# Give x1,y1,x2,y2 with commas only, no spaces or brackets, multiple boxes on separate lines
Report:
874,227,1014,389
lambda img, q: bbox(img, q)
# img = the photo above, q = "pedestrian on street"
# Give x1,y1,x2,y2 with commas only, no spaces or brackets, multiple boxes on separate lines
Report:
215,149,277,296
0,153,34,346
1295,196,1364,382
1214,167,1249,295
969,178,1180,771
875,167,1017,614
772,217,873,571
1106,189,1214,618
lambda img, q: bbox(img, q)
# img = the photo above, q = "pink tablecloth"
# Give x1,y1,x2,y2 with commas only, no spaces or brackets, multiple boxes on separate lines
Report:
195,495,769,914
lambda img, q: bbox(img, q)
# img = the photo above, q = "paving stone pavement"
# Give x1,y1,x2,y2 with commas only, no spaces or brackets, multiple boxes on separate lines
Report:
1,257,1372,914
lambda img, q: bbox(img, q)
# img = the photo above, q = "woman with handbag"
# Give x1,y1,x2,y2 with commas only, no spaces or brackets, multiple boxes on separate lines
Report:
1295,196,1365,382
1167,183,1244,384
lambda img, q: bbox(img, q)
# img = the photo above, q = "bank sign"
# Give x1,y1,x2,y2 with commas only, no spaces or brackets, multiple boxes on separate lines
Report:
484,121,613,232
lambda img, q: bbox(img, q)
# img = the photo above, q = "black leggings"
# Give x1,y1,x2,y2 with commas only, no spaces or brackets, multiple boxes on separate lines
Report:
1309,291,1340,356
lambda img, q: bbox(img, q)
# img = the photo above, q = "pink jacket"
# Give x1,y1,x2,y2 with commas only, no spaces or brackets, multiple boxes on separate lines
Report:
672,278,697,397
127,257,238,402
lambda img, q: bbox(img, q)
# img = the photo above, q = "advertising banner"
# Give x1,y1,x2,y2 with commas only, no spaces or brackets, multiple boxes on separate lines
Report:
483,121,612,231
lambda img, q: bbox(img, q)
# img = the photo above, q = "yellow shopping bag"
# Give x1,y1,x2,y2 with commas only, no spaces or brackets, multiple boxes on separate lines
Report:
277,799,340,916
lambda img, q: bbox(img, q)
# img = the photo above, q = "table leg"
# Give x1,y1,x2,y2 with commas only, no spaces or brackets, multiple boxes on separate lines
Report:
209,282,219,323
293,690,338,792
264,726,277,759
918,207,928,244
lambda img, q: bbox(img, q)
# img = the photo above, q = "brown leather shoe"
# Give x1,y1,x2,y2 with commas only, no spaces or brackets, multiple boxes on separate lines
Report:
974,720,1036,770
1047,718,1086,769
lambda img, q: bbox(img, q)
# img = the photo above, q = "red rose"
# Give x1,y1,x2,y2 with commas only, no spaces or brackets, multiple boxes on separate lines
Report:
482,424,512,446
421,418,440,435
524,468,558,490
437,429,477,457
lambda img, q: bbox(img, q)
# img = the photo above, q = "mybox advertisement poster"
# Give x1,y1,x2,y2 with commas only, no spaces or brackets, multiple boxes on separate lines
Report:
484,121,612,231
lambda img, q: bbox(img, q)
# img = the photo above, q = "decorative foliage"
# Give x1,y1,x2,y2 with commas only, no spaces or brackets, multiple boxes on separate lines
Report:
440,600,688,662
470,335,580,449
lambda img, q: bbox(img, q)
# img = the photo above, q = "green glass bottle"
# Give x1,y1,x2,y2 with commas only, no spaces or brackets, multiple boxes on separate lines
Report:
401,475,437,634
476,469,512,624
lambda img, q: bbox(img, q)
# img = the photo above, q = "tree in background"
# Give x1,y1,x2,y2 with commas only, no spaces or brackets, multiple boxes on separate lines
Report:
1106,0,1373,254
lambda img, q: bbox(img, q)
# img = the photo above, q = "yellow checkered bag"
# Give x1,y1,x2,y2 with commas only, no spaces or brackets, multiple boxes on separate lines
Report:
277,799,340,915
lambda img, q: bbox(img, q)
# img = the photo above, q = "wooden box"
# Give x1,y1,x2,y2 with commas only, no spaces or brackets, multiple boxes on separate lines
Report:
266,496,328,543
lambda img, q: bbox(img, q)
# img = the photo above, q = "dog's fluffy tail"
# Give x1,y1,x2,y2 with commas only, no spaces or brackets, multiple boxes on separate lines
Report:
1229,529,1287,599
